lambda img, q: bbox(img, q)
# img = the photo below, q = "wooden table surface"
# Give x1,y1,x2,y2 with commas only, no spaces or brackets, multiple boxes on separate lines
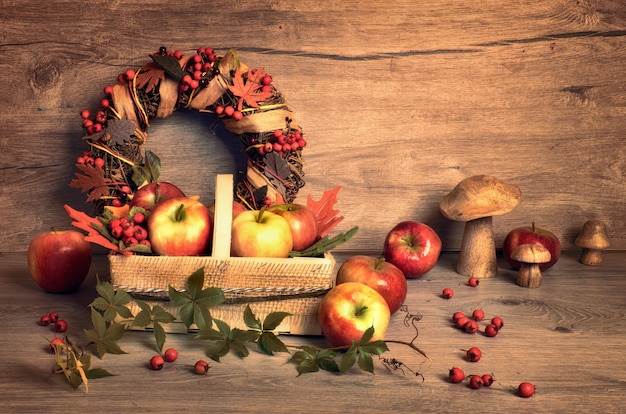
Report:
1,250,625,413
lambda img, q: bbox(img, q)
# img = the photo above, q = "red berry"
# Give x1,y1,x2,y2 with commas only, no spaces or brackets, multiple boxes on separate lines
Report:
49,337,64,353
466,346,482,362
518,382,535,398
448,367,465,383
215,105,225,115
464,319,479,334
54,319,68,333
111,226,123,239
163,348,178,363
452,311,466,323
150,355,165,370
224,105,235,116
273,129,283,139
481,373,494,386
100,98,110,108
442,287,454,299
469,375,484,389
120,185,131,195
194,360,210,375
232,110,243,121
124,69,136,81
455,316,471,330
133,212,146,225
472,309,485,321
261,74,273,86
173,50,183,60
111,198,123,207
95,158,105,168
40,315,51,326
80,109,91,119
484,324,499,337
103,85,114,96
491,316,504,330
48,312,59,323
468,277,480,287
263,142,273,153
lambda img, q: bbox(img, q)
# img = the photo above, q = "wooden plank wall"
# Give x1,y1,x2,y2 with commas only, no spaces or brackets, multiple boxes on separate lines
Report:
1,0,624,253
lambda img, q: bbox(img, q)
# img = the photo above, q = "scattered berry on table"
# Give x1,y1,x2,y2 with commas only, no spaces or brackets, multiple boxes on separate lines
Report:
150,355,165,370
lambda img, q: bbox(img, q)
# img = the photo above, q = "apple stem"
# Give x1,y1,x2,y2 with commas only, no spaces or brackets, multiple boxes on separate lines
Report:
174,203,186,222
257,206,267,223
532,222,536,232
354,304,368,317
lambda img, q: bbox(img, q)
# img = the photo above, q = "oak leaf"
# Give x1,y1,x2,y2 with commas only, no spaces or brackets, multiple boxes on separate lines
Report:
69,164,113,202
227,68,273,111
136,61,166,93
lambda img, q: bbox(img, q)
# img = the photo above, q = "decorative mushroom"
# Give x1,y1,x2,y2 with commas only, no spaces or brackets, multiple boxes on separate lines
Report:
511,244,551,288
574,220,610,265
439,175,522,278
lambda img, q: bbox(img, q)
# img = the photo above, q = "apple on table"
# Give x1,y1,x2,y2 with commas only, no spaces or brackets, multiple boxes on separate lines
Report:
383,221,442,279
317,282,391,347
27,229,92,293
147,196,212,256
503,223,561,270
336,255,407,314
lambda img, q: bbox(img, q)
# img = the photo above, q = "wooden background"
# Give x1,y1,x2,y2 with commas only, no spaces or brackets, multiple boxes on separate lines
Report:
1,0,625,254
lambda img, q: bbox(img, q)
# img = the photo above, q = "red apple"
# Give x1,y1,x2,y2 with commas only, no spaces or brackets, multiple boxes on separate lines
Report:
383,221,442,279
129,182,186,210
317,282,391,347
336,256,407,314
147,196,212,256
27,230,92,293
268,203,319,251
231,208,293,258
503,223,561,270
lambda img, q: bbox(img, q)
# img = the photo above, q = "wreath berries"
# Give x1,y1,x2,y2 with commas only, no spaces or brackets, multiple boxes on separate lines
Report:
71,46,307,214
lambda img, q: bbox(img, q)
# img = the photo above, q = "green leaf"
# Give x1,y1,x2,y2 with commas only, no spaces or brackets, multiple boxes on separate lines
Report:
243,305,261,330
357,351,375,374
316,349,340,373
84,308,127,358
152,321,167,353
339,343,358,373
289,350,319,376
358,326,375,345
132,149,162,185
359,340,389,355
85,368,115,380
262,311,292,331
257,332,289,356
289,226,359,257
168,268,225,329
149,54,184,81
89,278,133,321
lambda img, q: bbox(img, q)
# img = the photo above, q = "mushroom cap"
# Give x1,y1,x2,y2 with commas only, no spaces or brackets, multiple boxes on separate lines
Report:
575,220,610,249
511,244,551,264
439,175,522,222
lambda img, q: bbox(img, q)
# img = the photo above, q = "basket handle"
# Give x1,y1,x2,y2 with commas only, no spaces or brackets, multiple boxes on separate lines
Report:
211,174,234,258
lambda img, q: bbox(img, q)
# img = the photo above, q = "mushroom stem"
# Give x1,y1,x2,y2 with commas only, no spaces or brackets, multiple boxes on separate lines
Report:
579,248,603,265
457,216,497,278
517,263,543,288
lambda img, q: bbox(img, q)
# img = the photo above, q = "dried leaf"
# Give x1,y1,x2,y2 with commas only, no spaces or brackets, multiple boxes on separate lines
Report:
264,152,291,180
149,54,184,81
136,61,166,93
106,118,138,146
306,187,345,238
64,204,125,254
69,164,113,202
227,68,274,111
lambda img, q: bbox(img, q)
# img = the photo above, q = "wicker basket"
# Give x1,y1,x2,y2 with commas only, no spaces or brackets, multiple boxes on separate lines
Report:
109,174,336,335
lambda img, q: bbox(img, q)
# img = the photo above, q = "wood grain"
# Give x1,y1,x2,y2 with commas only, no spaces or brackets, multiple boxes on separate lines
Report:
1,251,625,412
1,0,625,254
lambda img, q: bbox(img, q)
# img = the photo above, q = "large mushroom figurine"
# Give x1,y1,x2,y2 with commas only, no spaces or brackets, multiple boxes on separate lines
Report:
439,175,522,278
575,220,610,265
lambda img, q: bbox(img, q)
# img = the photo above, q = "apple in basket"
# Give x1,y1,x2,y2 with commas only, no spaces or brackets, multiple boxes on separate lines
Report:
147,196,212,256
268,203,319,251
230,208,293,258
27,229,92,293
317,282,391,347
129,182,186,211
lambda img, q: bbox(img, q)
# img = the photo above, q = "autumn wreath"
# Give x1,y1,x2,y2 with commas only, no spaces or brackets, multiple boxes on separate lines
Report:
70,46,306,213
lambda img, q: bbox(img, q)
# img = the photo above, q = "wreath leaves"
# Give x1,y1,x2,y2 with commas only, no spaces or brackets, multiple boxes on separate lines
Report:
227,68,274,111
69,164,113,202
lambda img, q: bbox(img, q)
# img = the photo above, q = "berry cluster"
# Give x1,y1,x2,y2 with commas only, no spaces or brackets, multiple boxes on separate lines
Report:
148,347,210,375
449,367,495,390
75,150,105,169
40,311,68,333
452,309,503,337
108,210,150,249
80,86,115,136
257,128,307,157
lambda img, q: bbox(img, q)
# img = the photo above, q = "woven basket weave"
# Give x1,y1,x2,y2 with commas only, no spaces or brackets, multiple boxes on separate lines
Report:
109,174,335,335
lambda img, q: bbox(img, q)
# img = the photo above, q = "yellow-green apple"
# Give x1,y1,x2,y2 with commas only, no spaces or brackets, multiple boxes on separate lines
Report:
383,221,442,278
27,230,92,293
336,256,407,314
147,196,211,256
268,203,319,251
503,223,561,270
231,208,293,257
317,282,391,347
129,182,186,210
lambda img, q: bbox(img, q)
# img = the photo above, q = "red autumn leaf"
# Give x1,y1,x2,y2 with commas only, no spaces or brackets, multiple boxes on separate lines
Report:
64,204,130,255
136,61,166,94
307,186,344,238
227,68,274,111
69,164,113,202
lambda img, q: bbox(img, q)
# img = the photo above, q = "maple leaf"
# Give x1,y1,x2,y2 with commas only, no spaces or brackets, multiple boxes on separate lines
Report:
306,187,345,238
136,61,166,93
227,68,274,111
69,164,113,202
106,118,137,146
64,204,127,254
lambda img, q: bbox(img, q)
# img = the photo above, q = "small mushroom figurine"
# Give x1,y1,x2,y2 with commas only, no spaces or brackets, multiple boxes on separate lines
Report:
575,220,610,265
440,175,522,278
511,244,551,288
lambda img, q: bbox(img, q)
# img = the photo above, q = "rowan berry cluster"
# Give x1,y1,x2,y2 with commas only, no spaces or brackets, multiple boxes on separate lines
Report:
108,210,150,249
258,128,307,157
